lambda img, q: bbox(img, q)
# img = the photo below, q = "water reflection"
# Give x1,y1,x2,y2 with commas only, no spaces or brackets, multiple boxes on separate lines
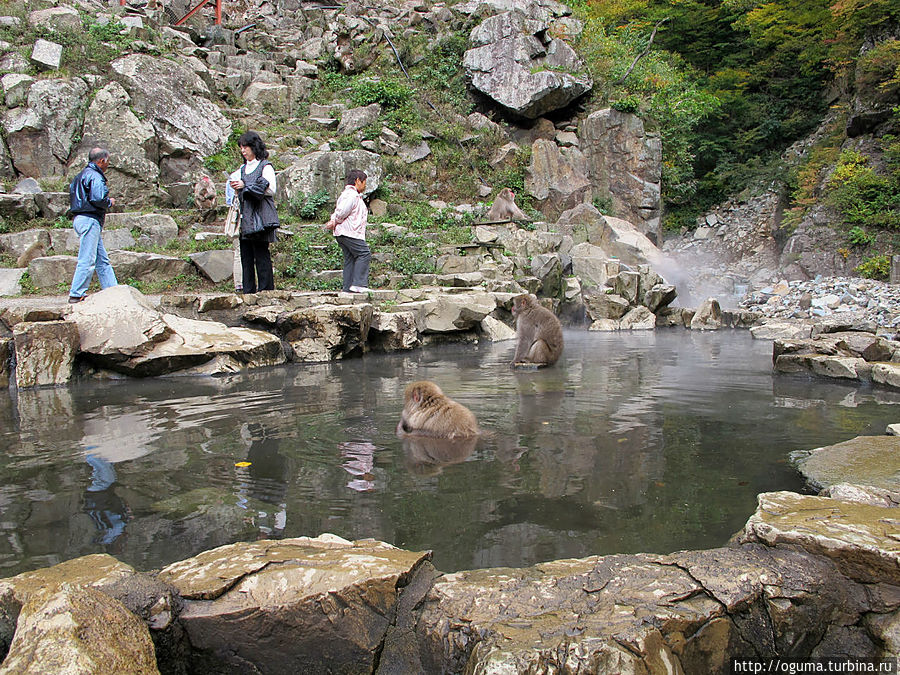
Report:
236,423,290,538
1,331,899,576
340,441,377,492
82,454,130,547
402,436,478,477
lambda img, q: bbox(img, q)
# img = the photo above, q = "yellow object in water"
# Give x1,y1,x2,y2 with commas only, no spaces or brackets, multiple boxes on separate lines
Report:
234,461,252,467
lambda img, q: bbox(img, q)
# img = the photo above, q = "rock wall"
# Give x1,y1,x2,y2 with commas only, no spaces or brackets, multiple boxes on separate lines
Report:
2,482,899,674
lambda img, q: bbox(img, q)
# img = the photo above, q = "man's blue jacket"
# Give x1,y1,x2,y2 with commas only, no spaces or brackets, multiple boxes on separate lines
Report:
69,162,111,224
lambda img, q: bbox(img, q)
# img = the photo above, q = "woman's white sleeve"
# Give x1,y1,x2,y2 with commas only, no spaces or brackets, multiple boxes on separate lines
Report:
262,164,277,196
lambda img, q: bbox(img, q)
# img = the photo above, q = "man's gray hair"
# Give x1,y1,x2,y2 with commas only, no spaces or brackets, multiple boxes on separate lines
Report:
88,147,109,163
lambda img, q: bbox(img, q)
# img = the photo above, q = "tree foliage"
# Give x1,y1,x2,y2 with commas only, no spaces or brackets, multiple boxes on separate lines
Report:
574,0,895,229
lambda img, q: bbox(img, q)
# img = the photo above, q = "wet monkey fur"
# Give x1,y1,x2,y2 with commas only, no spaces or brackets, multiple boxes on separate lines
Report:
396,380,480,440
511,293,564,367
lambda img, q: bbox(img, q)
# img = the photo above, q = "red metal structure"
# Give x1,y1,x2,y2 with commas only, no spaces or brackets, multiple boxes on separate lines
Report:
175,0,222,25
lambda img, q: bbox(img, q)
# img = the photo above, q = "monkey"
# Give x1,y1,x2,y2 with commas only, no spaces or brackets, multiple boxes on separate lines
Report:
402,435,478,477
334,34,378,74
485,187,528,223
193,174,217,222
511,293,564,367
16,241,46,268
396,380,480,440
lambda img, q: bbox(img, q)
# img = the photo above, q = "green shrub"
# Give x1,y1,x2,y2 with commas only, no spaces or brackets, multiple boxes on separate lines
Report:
611,95,640,113
350,78,413,109
288,189,331,221
855,253,891,279
827,149,900,229
847,225,875,246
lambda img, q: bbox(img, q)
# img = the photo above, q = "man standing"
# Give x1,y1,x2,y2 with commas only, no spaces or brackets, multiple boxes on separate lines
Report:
68,147,117,303
326,169,371,293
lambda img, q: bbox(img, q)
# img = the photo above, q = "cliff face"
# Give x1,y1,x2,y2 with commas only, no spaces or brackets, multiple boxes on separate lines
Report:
662,27,900,297
0,0,894,300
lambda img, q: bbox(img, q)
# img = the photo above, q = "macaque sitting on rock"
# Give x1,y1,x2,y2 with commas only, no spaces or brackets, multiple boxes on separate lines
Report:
194,174,217,222
396,380,480,440
485,187,528,222
511,293,564,368
16,241,45,268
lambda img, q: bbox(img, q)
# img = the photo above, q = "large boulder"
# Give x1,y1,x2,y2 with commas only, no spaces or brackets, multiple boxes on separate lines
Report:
0,269,24,297
111,54,231,182
105,212,179,247
27,6,81,32
690,297,723,331
524,138,591,219
415,541,875,673
158,535,430,674
0,584,159,675
189,250,235,283
26,255,75,289
337,103,382,135
738,490,900,585
793,435,900,492
68,285,284,376
0,338,10,387
420,293,497,333
108,251,193,281
278,150,382,204
2,77,88,177
569,242,617,290
128,314,286,376
579,108,662,240
76,82,159,208
0,554,142,661
275,303,374,362
0,193,38,223
463,10,592,119
369,310,420,352
242,81,291,117
12,320,80,388
69,285,172,359
0,229,51,259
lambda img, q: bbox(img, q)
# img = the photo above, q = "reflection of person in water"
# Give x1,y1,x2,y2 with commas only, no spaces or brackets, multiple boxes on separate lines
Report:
82,453,131,547
237,423,290,538
339,441,376,492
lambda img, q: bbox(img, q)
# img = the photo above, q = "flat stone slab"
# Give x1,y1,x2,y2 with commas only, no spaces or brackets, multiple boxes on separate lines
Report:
738,490,900,584
793,435,900,491
158,535,430,674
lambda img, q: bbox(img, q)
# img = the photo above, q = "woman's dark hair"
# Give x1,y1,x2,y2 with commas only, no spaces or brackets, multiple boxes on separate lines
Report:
345,169,367,185
237,131,268,161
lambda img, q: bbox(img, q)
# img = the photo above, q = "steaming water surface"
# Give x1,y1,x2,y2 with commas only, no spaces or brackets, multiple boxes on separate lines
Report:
1,330,898,575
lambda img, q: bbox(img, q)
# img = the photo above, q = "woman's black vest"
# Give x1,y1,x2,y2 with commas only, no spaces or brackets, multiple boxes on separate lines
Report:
239,160,279,242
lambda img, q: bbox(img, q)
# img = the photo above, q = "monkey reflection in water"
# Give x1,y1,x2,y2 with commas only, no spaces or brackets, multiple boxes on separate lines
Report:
397,381,480,476
511,293,564,368
402,435,478,477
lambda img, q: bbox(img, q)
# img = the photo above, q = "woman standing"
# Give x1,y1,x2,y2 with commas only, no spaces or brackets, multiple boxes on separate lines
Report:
228,131,278,293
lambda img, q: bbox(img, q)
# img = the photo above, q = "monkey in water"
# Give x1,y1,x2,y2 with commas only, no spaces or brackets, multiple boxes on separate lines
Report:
511,293,564,367
16,240,45,268
396,380,480,440
485,187,528,222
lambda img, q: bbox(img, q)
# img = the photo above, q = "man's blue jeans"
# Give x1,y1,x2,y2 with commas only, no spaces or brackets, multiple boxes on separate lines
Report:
69,215,117,298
